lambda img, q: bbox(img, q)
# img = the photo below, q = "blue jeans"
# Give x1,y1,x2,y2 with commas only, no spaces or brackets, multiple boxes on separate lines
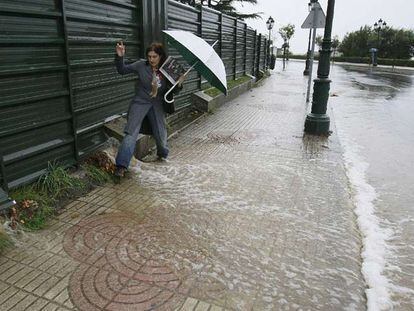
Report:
115,104,168,168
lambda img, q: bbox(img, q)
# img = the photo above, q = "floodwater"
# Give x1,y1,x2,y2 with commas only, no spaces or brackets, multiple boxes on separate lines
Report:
329,63,414,310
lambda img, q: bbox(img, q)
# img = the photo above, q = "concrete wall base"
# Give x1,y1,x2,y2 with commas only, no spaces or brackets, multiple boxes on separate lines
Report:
192,75,257,113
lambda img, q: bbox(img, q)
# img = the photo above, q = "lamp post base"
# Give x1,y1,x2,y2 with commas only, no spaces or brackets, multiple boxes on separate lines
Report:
304,113,330,135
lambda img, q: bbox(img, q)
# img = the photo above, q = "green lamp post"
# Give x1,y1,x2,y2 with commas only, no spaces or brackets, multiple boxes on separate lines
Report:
304,0,335,135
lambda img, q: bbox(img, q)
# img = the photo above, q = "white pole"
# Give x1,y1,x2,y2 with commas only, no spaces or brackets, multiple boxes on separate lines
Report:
306,5,318,103
306,27,317,103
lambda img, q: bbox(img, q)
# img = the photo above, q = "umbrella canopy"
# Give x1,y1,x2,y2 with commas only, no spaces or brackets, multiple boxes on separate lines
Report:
163,30,227,95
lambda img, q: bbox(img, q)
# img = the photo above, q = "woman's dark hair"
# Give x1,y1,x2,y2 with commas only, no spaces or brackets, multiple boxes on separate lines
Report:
146,42,167,66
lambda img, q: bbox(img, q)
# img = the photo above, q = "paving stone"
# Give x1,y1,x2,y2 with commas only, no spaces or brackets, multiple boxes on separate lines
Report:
33,275,60,296
42,302,60,311
45,275,70,300
6,266,35,286
26,297,49,311
194,300,211,311
0,280,9,294
0,259,17,275
0,261,22,281
1,289,26,310
180,297,198,310
23,272,50,292
14,269,42,289
53,288,70,305
29,253,54,270
10,293,37,310
0,286,18,306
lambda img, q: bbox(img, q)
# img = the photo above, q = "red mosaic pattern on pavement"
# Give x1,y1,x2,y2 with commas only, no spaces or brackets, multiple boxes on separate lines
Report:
63,213,189,310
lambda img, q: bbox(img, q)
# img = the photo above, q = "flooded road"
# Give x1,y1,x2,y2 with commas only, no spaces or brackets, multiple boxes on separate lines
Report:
330,64,414,310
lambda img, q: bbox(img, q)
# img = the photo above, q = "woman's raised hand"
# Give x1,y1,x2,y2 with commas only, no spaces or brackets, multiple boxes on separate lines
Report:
116,41,125,57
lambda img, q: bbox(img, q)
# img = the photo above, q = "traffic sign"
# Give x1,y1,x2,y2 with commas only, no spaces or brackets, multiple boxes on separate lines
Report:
301,3,326,29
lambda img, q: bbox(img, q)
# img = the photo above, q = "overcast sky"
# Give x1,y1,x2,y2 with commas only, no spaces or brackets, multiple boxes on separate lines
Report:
234,0,414,54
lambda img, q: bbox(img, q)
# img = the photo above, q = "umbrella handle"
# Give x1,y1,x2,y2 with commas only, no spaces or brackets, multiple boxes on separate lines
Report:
164,80,181,104
163,63,196,104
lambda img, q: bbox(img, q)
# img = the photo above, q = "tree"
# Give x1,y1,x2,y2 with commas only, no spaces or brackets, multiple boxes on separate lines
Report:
184,0,262,20
339,26,414,59
278,24,295,59
339,26,372,57
278,24,295,45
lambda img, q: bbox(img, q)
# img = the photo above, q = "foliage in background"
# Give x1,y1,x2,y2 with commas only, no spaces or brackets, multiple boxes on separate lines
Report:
185,0,262,20
279,24,295,58
288,54,414,67
278,24,295,45
339,26,414,59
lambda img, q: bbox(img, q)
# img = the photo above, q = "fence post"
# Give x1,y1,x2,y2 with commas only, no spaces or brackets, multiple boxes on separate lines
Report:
60,0,79,162
198,5,203,90
252,30,257,76
219,13,223,58
256,33,262,77
233,18,237,80
244,23,247,75
0,155,8,192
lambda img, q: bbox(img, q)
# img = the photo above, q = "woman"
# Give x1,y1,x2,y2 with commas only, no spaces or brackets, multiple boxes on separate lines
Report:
114,41,183,178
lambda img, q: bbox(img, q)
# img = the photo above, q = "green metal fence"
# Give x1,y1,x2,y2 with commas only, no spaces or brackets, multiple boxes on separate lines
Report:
0,0,269,198
0,0,141,193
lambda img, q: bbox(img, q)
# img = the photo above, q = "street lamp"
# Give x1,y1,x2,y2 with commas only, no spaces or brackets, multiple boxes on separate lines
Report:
304,0,336,135
371,18,386,66
266,16,275,42
304,0,318,75
374,18,386,48
266,16,275,70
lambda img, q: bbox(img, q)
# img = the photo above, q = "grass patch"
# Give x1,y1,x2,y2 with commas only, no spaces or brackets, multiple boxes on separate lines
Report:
204,75,252,97
7,152,115,231
36,162,86,199
10,184,55,230
82,164,113,185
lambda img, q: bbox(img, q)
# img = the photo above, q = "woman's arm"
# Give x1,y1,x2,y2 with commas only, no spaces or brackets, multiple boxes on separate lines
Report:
114,41,140,75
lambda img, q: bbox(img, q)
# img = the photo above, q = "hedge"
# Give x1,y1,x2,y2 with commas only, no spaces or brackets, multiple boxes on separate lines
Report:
288,54,414,67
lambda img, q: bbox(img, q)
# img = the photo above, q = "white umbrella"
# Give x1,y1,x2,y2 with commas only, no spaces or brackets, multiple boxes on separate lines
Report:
163,30,227,102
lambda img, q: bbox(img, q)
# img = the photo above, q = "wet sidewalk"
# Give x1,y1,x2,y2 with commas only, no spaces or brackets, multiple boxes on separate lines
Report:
0,63,367,310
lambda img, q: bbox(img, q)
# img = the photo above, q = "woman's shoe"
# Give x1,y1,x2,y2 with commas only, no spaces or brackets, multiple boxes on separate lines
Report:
114,166,126,183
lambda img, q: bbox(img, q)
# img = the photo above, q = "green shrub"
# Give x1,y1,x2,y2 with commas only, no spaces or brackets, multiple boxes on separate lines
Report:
10,185,54,230
8,154,115,231
289,54,414,67
36,162,86,199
